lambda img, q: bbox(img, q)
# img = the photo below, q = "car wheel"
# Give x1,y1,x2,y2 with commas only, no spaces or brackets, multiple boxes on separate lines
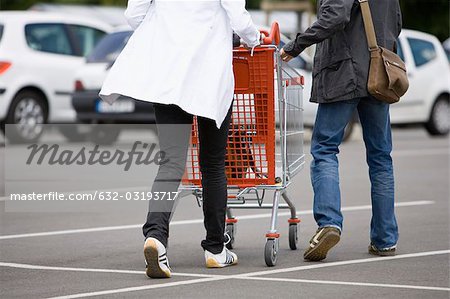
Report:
58,124,88,142
89,125,121,145
5,90,47,143
425,95,450,136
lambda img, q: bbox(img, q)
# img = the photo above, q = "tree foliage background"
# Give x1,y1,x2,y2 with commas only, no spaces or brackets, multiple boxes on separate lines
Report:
1,0,448,41
306,0,449,41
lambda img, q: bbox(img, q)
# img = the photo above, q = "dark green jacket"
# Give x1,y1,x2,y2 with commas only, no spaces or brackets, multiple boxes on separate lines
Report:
284,0,402,103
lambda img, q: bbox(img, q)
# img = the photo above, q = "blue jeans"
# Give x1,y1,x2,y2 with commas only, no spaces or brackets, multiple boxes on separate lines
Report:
310,97,398,249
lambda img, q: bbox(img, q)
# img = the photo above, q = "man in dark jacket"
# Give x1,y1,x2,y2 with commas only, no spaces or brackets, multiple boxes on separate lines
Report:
282,0,402,261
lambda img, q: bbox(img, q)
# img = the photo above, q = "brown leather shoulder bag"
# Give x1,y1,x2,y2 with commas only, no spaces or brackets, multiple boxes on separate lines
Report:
359,0,409,104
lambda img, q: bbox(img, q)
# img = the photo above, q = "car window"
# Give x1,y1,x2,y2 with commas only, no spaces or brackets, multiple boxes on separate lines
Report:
86,31,132,63
67,25,106,57
279,40,309,70
25,23,73,55
0,25,4,44
407,37,437,67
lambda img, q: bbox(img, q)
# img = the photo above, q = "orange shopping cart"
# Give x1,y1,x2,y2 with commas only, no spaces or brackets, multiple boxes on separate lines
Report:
181,22,305,267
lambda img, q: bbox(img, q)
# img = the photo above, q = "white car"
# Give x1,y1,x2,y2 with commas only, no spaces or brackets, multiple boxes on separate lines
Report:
29,4,129,28
302,29,450,137
0,11,112,142
443,38,450,62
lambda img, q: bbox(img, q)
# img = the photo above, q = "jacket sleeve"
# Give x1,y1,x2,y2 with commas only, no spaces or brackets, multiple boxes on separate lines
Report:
124,0,153,30
284,0,354,56
221,0,260,47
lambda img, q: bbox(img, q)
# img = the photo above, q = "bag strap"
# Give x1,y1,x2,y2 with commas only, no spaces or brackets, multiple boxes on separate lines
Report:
358,0,379,51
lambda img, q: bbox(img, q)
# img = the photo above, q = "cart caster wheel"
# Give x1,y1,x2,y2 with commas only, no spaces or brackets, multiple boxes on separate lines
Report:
264,238,279,267
225,223,235,249
289,224,298,250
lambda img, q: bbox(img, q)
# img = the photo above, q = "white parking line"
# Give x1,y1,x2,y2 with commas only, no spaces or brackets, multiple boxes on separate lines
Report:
1,249,448,298
240,276,450,292
235,249,450,277
0,262,217,279
47,277,226,299
0,200,434,240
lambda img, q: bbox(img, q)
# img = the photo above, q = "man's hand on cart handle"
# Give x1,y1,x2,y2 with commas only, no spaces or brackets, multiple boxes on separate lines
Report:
280,48,294,62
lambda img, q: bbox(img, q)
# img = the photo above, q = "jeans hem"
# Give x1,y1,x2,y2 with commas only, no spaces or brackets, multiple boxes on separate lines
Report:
319,225,342,233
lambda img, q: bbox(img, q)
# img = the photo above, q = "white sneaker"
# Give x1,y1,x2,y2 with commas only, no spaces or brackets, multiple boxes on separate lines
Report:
205,247,238,268
143,237,171,278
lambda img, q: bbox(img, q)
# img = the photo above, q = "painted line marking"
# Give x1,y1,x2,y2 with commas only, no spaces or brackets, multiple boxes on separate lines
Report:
0,262,217,279
235,249,450,278
46,277,225,299
239,276,450,292
0,200,434,240
0,249,448,298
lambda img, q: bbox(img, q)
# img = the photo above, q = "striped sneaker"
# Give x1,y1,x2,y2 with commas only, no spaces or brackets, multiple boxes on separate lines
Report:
368,243,396,256
143,237,171,278
304,227,341,261
205,247,238,268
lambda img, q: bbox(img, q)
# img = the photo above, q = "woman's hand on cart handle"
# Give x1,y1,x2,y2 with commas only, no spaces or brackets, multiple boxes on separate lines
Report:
239,32,265,49
260,22,281,45
259,32,266,44
280,48,294,62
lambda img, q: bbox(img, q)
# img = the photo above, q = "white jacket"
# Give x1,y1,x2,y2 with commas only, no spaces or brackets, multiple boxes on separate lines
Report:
99,0,260,128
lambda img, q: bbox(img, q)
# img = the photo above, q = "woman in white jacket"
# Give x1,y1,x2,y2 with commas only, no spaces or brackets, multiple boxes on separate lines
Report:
100,0,261,278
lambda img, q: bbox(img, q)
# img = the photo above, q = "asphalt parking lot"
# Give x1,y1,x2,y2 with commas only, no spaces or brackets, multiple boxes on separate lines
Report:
0,127,449,299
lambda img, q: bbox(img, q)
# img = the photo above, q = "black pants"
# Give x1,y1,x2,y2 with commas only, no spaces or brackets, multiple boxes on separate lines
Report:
143,103,232,254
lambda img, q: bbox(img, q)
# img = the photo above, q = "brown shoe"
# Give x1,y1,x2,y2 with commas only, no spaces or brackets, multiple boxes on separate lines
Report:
368,243,396,256
304,227,341,261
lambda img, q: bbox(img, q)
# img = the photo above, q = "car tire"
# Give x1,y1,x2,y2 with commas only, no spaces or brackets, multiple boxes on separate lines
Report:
425,95,450,136
3,90,47,144
89,125,121,145
58,124,88,143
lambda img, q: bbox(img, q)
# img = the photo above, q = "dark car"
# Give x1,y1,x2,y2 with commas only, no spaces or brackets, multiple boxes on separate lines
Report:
72,30,155,125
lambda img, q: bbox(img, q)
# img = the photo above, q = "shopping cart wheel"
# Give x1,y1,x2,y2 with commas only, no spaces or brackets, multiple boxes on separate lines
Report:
289,224,298,250
225,223,235,249
264,239,278,267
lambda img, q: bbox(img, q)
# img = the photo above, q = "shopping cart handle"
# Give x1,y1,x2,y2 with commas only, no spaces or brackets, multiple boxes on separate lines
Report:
261,22,280,46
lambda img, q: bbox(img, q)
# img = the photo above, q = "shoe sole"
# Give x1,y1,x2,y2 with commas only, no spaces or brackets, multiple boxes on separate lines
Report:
144,239,171,278
304,231,340,262
206,257,238,268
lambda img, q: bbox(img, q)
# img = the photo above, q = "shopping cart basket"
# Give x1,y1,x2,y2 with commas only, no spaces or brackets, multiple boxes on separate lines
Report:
181,22,305,267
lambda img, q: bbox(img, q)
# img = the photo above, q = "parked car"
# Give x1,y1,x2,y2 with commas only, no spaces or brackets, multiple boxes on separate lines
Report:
302,29,450,137
444,38,450,63
0,11,112,143
71,29,156,144
29,4,128,28
393,29,450,135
